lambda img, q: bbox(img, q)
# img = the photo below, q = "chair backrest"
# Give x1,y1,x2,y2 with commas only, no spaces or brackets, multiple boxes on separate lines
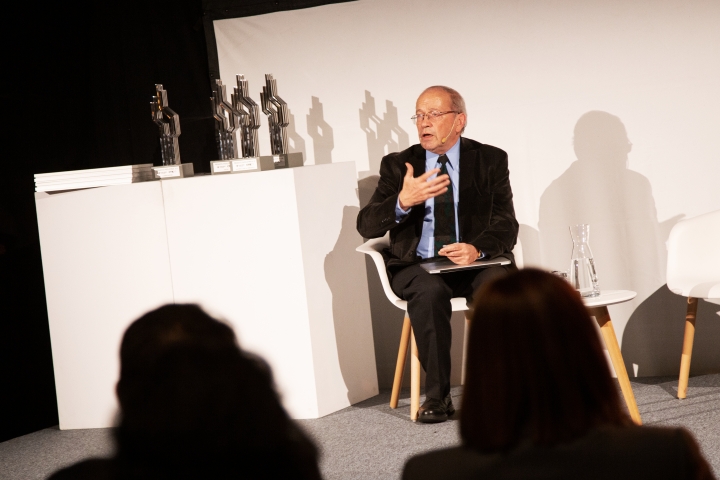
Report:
666,209,720,298
357,234,525,311
356,234,407,309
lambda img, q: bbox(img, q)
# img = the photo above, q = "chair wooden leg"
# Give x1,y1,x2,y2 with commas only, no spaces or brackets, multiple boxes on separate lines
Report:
410,328,421,421
678,297,698,399
390,315,412,409
590,305,642,425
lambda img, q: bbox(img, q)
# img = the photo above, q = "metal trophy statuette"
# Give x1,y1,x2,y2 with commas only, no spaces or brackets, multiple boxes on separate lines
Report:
211,79,239,160
225,74,274,173
233,74,261,159
150,84,193,179
209,79,240,174
260,74,303,169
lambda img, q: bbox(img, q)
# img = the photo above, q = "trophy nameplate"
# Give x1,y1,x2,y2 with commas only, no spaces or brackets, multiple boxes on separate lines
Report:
232,158,258,172
209,157,276,175
231,156,275,173
152,163,194,179
210,160,232,175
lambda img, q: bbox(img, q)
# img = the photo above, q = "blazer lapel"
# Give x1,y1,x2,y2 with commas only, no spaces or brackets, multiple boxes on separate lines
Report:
458,137,478,202
458,137,482,243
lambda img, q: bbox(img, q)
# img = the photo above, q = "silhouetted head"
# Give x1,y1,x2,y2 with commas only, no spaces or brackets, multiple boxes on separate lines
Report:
461,269,630,452
573,111,631,167
115,304,320,479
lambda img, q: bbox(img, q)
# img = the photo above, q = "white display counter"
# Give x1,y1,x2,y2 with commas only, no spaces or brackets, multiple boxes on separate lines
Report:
35,162,378,429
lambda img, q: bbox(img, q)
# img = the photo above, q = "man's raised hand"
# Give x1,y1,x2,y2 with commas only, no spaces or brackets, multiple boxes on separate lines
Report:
398,163,450,210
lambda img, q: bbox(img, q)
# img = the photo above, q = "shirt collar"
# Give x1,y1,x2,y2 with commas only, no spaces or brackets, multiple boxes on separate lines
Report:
425,137,461,170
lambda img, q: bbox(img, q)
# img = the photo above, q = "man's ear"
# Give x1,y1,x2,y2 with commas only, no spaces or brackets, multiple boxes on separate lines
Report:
457,113,467,133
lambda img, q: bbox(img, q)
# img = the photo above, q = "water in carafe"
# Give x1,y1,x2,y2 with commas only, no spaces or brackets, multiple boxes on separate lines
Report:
569,224,600,297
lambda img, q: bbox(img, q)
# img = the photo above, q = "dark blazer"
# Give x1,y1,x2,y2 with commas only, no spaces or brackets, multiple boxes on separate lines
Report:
357,137,519,274
403,425,716,480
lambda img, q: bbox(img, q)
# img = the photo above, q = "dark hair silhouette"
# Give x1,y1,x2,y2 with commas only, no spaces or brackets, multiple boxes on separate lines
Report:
460,269,631,452
113,304,321,479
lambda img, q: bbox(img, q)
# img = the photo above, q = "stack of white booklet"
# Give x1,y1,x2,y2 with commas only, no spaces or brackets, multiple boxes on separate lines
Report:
35,164,155,192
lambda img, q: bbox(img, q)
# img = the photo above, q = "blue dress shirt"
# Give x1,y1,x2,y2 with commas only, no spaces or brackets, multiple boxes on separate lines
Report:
395,139,461,259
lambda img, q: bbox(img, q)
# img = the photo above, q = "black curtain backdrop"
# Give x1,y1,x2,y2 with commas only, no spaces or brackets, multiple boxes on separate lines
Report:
0,0,353,443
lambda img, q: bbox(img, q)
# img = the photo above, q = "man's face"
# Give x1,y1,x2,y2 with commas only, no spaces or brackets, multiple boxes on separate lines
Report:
415,89,466,154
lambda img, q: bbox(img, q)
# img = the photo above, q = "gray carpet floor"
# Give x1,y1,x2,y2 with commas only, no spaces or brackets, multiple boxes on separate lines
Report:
2,375,720,480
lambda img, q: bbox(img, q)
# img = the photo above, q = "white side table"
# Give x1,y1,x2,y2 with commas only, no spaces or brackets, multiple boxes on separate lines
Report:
583,290,641,424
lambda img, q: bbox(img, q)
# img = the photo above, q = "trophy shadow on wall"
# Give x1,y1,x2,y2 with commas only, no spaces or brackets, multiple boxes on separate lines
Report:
306,96,334,164
286,111,306,158
537,110,695,378
357,90,410,206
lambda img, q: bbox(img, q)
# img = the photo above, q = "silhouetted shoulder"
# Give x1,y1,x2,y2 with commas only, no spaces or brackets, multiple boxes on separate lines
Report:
48,458,117,480
403,426,715,480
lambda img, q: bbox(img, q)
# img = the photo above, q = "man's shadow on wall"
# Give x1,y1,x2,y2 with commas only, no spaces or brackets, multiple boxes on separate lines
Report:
536,111,717,378
307,96,334,164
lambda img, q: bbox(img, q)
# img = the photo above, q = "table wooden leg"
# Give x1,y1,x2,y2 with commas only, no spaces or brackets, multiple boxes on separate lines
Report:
589,305,642,425
410,328,421,422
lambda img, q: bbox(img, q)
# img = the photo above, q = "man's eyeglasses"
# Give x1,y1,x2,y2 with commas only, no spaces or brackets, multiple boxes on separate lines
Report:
411,111,457,125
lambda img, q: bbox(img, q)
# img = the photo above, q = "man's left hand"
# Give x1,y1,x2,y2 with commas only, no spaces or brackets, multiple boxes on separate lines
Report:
438,243,479,265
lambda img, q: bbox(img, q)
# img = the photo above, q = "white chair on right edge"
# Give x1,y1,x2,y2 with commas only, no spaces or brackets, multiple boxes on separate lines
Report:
666,209,720,399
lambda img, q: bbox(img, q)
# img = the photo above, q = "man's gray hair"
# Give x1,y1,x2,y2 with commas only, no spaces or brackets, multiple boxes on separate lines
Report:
420,86,467,133
421,85,467,114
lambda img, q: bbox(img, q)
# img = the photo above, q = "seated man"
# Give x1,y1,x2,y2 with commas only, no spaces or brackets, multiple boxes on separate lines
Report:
357,86,518,423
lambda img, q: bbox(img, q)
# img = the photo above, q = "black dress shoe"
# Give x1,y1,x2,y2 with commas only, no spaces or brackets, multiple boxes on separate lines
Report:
417,394,455,423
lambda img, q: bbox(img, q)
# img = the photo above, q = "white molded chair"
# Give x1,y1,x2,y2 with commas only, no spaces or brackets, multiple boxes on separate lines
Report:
357,233,523,420
666,209,720,399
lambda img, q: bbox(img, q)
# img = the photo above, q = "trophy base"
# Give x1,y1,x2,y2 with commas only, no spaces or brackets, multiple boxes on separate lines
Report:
210,157,275,175
152,163,194,180
260,152,304,169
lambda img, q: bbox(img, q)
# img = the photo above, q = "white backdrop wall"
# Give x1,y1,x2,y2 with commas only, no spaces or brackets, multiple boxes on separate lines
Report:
214,0,720,380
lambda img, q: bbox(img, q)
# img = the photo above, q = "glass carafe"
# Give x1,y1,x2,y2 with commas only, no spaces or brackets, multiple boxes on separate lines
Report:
569,224,600,297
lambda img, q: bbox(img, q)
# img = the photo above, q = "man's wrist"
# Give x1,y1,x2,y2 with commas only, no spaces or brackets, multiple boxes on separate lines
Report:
395,197,411,222
398,194,409,211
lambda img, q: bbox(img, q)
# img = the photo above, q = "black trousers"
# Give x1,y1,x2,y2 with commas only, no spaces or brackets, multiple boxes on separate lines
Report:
390,263,513,400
